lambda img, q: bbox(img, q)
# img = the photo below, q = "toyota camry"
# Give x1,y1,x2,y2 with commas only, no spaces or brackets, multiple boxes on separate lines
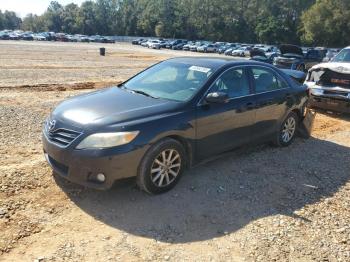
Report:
43,58,308,194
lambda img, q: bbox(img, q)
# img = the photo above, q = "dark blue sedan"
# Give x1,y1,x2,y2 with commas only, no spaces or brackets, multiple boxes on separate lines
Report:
43,58,308,194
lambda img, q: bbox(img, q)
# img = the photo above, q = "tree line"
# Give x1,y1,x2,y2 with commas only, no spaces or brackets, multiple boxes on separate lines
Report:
1,0,349,47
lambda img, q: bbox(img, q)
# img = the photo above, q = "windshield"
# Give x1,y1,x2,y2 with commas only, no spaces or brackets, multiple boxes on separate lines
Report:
123,61,215,102
332,49,350,63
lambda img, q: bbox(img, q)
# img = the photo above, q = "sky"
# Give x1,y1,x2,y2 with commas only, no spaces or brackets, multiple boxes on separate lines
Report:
0,0,86,17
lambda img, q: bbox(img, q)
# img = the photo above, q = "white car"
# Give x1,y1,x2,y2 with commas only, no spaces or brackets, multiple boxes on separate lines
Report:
141,40,151,47
232,47,251,57
305,46,350,114
148,40,161,49
33,34,47,41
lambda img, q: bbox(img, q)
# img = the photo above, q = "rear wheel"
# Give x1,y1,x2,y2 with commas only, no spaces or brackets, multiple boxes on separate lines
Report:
274,112,298,147
137,138,186,194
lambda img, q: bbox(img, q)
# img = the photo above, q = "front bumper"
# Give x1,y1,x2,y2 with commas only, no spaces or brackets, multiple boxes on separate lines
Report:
306,83,350,113
309,95,350,113
42,133,149,190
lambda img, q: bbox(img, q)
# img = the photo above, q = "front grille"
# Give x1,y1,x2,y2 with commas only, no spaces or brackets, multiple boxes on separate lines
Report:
318,70,350,89
45,126,82,147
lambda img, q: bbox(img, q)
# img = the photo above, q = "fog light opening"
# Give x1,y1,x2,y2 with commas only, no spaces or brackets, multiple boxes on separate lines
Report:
96,173,106,183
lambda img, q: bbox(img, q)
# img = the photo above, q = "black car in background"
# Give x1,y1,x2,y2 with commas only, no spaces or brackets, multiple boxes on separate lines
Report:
132,38,145,45
21,33,34,41
172,41,188,50
43,58,308,194
0,32,10,40
250,49,278,64
274,44,325,72
165,39,186,49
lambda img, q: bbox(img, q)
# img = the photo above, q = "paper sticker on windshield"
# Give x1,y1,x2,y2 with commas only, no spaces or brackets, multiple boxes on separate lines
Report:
189,66,211,73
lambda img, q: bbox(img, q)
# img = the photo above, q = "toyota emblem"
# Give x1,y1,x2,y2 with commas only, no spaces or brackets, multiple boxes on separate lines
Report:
48,120,56,132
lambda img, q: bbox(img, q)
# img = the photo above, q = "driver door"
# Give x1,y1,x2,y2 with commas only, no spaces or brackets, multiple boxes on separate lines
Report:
195,67,256,160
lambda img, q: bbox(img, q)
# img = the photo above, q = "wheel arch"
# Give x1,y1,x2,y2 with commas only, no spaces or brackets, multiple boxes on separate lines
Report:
165,135,193,168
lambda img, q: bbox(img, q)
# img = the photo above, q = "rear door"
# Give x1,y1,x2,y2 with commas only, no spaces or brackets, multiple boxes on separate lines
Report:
195,66,256,159
248,66,292,141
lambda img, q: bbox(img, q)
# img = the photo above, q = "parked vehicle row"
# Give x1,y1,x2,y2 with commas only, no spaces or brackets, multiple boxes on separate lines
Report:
0,30,116,43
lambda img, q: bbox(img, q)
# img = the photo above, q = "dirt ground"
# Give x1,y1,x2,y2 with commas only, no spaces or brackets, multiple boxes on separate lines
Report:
0,41,349,262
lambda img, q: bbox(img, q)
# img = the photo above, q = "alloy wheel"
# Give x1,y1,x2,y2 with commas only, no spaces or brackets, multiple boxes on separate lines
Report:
150,149,181,187
281,117,296,143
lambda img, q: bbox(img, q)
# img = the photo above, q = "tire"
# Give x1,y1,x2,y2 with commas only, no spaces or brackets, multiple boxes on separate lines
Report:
137,138,186,194
274,112,299,147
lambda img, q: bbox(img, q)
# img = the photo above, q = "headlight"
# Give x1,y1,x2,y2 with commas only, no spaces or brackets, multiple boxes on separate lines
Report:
310,88,324,96
76,131,139,149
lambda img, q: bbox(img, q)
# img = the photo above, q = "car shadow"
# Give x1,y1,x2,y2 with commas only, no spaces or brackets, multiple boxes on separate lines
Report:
54,137,350,243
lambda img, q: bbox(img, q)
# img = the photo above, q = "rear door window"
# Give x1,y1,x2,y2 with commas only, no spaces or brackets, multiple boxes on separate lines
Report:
251,67,288,93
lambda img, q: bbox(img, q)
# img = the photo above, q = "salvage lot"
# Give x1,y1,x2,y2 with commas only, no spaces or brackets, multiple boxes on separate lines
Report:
0,41,350,261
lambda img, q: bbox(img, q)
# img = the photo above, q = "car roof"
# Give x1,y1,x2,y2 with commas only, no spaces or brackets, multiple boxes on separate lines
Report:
166,57,274,70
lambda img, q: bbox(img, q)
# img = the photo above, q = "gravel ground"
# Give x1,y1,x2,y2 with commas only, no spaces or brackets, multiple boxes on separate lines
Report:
0,41,350,262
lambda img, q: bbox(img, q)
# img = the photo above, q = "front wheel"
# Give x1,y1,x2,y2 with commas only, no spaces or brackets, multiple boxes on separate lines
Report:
137,138,186,194
274,112,298,147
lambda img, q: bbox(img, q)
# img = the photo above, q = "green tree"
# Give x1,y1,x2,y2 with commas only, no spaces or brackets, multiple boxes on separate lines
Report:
2,10,22,29
301,0,350,47
22,14,46,32
43,1,64,32
61,3,80,34
76,1,98,35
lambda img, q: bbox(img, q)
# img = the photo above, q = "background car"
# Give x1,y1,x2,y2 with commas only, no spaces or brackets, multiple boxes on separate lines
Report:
232,46,251,57
189,41,204,52
197,43,216,53
166,39,185,49
182,41,195,51
218,43,240,54
132,38,145,45
21,33,34,41
249,49,278,64
148,40,162,49
274,44,325,71
172,41,188,50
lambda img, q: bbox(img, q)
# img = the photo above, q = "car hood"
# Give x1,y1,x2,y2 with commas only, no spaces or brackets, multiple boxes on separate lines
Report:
51,87,180,129
309,62,350,74
279,44,303,56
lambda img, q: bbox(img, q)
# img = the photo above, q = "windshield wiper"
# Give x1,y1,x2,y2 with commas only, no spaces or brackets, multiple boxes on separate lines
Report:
129,89,159,99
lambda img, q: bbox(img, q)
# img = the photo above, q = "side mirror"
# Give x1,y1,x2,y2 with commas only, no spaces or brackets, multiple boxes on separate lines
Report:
205,92,229,104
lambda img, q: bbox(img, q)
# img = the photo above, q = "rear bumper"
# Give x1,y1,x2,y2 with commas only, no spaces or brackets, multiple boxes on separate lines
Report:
42,133,149,190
